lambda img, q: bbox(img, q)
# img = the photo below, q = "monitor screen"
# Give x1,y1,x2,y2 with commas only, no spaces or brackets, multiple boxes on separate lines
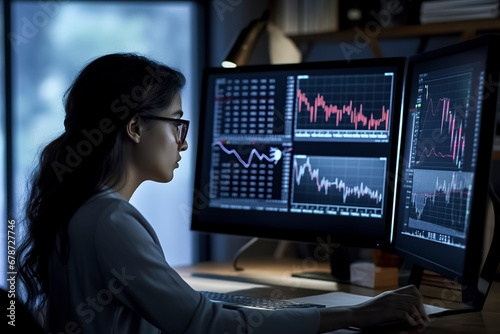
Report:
192,58,405,247
393,36,500,285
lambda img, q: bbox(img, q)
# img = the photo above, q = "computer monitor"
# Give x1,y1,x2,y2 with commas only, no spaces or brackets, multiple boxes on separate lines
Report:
393,35,500,297
192,58,405,250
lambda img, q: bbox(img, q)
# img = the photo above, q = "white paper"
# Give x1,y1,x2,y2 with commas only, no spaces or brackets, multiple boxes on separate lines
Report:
185,276,269,293
290,291,449,315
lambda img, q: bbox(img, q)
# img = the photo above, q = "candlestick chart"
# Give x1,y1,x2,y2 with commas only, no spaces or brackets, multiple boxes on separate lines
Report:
413,70,472,170
294,73,394,142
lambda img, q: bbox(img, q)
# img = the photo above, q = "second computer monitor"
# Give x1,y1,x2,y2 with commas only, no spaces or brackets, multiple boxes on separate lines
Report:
192,58,406,248
393,36,500,286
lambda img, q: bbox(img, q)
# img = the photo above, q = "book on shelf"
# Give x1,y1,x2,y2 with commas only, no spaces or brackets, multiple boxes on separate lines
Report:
420,0,499,24
274,0,339,35
421,0,498,11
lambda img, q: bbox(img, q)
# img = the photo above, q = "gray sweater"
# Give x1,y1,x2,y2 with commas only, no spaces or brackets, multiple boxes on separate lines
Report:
47,188,320,333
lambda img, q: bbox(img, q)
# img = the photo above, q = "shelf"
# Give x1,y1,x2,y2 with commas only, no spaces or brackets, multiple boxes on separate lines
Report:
289,18,500,43
288,18,500,59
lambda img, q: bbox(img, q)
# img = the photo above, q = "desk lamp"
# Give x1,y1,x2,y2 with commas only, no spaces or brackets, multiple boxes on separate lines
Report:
221,10,301,67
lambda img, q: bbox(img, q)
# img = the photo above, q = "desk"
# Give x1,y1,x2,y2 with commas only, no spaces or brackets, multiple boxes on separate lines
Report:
176,258,500,334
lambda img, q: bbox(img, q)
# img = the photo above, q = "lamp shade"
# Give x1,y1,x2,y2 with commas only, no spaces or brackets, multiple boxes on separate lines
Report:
267,22,302,64
221,11,269,67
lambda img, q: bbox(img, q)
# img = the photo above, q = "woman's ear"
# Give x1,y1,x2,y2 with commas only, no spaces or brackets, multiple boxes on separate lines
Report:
125,116,142,144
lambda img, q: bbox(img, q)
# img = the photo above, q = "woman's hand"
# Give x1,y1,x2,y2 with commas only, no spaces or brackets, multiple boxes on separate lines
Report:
318,285,431,333
351,285,431,330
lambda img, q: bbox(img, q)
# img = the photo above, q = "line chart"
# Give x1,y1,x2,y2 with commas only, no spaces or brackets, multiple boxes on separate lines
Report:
291,155,386,213
212,141,292,168
408,169,473,244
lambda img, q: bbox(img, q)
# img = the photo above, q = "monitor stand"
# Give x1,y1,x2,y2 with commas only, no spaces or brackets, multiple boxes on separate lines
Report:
290,244,352,284
232,237,259,271
231,238,352,283
407,185,500,315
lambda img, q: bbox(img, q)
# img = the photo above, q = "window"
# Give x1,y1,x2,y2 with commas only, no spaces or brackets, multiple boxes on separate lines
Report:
11,1,198,266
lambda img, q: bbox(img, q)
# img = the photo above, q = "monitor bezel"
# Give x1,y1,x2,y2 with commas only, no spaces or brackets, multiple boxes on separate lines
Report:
393,35,500,285
191,57,406,249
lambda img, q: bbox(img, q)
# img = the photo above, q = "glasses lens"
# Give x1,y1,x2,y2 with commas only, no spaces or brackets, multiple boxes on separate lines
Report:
170,120,188,150
180,123,187,144
175,123,185,150
177,123,183,142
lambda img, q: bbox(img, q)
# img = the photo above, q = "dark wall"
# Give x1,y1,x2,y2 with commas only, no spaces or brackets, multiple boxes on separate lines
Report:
208,0,270,67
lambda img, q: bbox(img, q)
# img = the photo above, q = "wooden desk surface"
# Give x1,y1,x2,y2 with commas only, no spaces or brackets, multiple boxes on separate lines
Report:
176,258,500,334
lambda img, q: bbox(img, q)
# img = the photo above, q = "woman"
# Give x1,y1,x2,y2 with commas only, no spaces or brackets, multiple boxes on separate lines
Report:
18,53,430,333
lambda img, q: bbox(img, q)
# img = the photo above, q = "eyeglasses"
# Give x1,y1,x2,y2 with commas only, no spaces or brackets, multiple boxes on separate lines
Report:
141,115,190,150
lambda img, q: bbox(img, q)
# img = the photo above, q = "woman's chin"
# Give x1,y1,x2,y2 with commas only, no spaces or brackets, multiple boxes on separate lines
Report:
152,172,174,183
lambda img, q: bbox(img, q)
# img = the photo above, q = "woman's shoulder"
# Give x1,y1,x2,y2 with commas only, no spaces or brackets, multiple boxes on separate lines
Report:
72,189,137,221
69,190,157,242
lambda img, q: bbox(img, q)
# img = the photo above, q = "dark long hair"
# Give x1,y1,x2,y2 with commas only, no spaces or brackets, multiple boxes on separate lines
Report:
18,53,185,313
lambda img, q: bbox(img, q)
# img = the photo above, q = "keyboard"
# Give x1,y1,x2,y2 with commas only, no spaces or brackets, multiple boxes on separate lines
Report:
199,290,326,310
